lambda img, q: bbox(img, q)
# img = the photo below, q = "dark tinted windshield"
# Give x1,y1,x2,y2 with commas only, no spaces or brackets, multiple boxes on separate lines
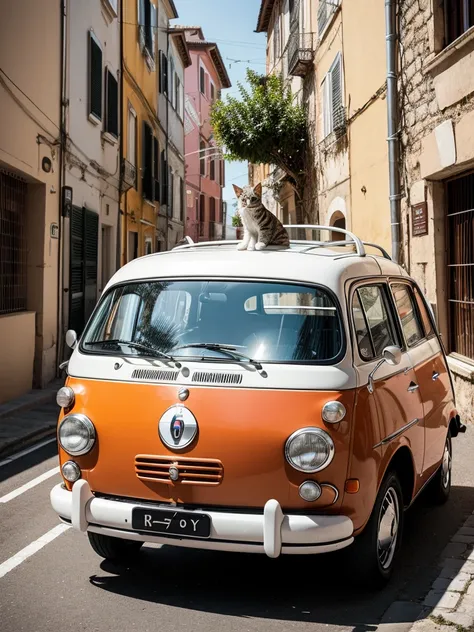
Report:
81,280,343,364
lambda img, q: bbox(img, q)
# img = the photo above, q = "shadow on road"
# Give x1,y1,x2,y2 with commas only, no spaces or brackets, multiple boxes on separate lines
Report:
89,484,474,628
0,440,58,484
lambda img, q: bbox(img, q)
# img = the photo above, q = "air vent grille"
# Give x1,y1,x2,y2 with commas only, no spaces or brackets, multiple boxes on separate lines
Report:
192,371,243,385
135,455,224,486
131,369,179,381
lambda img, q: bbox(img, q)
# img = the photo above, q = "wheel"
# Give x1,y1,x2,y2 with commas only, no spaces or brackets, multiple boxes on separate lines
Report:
348,471,404,589
87,532,143,563
428,431,452,505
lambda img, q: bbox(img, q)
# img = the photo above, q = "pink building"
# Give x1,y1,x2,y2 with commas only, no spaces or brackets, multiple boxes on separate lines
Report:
179,27,231,242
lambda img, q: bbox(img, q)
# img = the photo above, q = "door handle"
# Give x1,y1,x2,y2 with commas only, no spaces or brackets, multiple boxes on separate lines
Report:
432,372,440,381
408,382,419,392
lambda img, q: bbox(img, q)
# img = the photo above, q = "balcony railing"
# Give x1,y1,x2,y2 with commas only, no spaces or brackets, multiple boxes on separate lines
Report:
288,31,314,77
121,159,137,192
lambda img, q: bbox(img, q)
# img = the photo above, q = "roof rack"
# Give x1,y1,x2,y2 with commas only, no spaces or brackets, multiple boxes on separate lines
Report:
172,225,392,260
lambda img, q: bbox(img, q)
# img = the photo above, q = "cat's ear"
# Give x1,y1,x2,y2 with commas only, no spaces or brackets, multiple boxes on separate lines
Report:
233,184,243,197
254,182,262,197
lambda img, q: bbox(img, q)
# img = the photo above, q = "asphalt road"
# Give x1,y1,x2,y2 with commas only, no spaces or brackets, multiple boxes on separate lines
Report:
0,426,473,632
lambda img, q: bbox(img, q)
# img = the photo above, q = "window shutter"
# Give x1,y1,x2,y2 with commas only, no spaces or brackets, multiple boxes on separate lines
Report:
330,54,344,130
168,167,174,217
105,69,118,138
200,66,205,94
153,137,160,202
159,51,164,93
318,0,328,35
138,0,146,50
83,209,99,326
142,122,154,201
89,33,102,120
160,53,168,96
169,59,175,106
160,149,168,205
210,157,215,181
150,2,157,59
322,76,331,137
179,177,184,222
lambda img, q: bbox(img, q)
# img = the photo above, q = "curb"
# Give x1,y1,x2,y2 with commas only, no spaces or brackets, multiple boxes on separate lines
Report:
0,381,61,421
0,425,57,461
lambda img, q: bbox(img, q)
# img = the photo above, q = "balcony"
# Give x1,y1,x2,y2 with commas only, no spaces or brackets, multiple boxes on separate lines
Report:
288,31,314,77
121,159,137,192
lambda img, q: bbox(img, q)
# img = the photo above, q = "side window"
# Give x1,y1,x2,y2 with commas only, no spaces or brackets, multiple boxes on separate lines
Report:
413,285,434,337
353,285,395,360
391,284,424,347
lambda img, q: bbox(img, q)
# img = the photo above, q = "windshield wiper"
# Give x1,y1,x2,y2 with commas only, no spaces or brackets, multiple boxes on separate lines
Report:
173,343,263,371
84,339,175,361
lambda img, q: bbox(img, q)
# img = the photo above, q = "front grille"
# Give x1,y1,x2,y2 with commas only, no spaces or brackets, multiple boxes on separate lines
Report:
135,455,224,486
131,369,179,381
192,371,243,385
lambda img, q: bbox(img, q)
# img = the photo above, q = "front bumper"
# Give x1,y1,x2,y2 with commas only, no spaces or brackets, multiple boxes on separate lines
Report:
51,480,354,558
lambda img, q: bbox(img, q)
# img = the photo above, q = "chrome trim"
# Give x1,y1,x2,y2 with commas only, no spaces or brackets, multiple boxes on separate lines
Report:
298,480,322,502
321,483,339,504
58,414,96,456
285,427,335,473
373,418,420,449
322,401,346,423
407,383,419,392
367,359,386,394
432,372,440,381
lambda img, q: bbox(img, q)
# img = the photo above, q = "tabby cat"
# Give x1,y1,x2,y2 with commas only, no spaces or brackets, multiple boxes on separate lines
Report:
233,183,290,251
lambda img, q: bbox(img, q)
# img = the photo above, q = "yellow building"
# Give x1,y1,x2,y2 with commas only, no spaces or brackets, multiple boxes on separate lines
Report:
121,0,162,261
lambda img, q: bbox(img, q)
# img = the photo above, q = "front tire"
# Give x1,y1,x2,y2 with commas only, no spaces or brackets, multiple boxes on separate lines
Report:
87,532,143,563
349,471,404,588
428,431,452,505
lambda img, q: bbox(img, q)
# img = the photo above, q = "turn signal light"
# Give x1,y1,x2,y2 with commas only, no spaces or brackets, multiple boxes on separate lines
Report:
345,479,360,494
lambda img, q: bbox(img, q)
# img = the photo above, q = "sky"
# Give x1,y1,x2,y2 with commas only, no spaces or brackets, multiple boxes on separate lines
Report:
171,0,267,216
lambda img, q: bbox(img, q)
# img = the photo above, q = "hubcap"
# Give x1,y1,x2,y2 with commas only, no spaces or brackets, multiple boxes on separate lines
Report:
377,487,400,570
441,438,452,489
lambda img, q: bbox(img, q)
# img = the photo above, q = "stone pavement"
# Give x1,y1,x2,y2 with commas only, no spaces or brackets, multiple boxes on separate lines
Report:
407,512,474,632
0,378,63,458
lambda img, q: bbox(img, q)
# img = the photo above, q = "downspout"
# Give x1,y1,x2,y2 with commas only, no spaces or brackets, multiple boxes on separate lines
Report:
385,0,401,264
118,0,124,268
166,26,170,250
56,0,67,375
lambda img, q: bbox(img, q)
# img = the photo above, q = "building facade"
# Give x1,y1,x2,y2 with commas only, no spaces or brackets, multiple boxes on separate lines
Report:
62,0,121,343
180,27,231,242
399,0,474,422
0,0,61,402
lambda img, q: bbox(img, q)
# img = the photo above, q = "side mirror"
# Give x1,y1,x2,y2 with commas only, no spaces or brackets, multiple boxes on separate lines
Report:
383,345,402,366
368,345,402,393
65,329,77,349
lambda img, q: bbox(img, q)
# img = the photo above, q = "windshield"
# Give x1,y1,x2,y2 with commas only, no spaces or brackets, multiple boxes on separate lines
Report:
80,280,343,364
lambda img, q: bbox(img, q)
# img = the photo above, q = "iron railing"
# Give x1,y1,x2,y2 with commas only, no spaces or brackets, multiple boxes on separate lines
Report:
121,158,137,192
288,31,314,77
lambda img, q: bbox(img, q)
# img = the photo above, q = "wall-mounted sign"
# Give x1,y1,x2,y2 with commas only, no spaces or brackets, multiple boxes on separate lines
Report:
412,202,428,237
50,222,59,239
62,186,73,218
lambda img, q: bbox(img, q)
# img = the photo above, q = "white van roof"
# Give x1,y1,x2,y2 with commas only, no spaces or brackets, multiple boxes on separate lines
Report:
106,226,409,293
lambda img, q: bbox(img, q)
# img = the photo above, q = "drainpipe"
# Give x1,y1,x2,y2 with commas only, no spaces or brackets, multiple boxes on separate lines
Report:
118,0,124,269
385,0,401,264
165,25,170,250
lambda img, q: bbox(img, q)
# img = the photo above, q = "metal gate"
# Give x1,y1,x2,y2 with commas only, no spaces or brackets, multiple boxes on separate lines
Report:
447,171,474,360
69,206,98,335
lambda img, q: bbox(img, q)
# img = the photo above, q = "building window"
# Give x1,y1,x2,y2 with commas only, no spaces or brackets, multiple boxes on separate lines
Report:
444,0,474,46
160,149,168,205
179,177,184,222
105,69,118,138
0,172,27,315
169,58,175,107
88,32,102,122
142,121,154,201
273,14,281,64
128,231,138,261
127,105,137,168
447,171,474,360
210,197,216,223
168,167,174,217
153,137,160,202
199,194,206,235
352,285,396,360
138,0,156,64
210,82,215,102
176,76,182,116
220,160,225,187
210,157,215,181
318,0,341,38
145,237,152,255
200,66,206,95
322,52,344,137
102,0,118,17
200,140,206,176
159,51,168,95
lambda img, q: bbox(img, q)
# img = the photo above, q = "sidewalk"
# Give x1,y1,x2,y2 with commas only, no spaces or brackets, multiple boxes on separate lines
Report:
0,378,63,458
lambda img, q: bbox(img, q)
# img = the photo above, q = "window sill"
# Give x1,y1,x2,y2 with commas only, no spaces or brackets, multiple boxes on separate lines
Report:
101,131,118,146
425,26,474,76
100,0,118,19
143,199,156,209
88,113,102,126
447,354,474,382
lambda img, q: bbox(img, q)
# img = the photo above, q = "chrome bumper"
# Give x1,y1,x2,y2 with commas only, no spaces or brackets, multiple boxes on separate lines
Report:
51,480,354,558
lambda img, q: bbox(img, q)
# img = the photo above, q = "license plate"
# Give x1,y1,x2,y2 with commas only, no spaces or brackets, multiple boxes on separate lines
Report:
132,507,211,538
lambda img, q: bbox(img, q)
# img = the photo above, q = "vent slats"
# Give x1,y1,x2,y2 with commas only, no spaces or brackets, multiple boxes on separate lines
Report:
135,455,223,486
192,371,243,385
131,369,179,381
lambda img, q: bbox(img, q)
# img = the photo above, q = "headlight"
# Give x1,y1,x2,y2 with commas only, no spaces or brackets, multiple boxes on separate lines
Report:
285,428,335,473
58,414,96,456
56,386,75,408
322,401,346,424
61,461,81,482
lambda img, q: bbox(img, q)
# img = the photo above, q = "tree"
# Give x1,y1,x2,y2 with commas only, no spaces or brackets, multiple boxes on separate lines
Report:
211,69,308,216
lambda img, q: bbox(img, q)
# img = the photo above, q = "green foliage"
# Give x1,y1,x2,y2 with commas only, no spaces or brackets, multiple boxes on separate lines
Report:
231,213,242,228
211,70,308,190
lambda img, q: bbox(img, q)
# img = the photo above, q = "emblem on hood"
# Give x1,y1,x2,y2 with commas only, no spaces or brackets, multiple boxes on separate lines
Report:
159,405,198,450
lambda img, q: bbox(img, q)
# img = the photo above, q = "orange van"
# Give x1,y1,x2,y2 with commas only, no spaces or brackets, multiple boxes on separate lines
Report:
51,226,465,586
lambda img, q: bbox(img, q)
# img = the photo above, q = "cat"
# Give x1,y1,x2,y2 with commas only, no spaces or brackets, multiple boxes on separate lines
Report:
233,182,290,251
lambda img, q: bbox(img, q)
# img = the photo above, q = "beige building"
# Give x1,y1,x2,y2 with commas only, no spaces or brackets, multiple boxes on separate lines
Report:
0,0,62,403
399,0,474,422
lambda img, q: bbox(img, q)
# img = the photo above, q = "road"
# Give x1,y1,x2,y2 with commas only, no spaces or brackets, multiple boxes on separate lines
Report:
0,426,473,632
